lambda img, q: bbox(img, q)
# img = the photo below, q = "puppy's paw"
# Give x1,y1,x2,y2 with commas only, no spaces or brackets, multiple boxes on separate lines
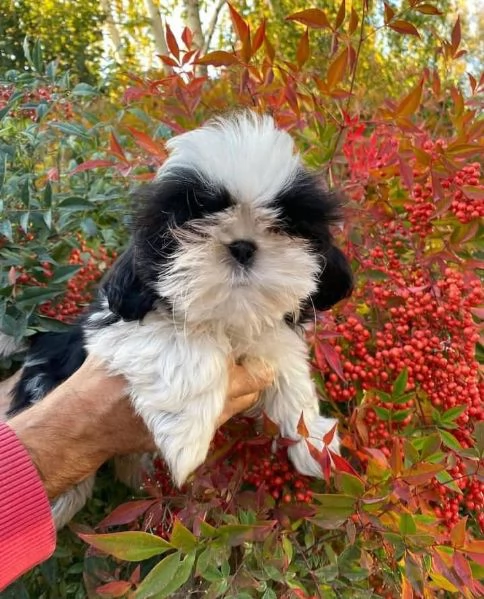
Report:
288,416,340,478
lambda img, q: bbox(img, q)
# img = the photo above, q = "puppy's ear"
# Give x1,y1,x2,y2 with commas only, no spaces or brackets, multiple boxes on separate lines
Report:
306,245,353,314
102,245,157,321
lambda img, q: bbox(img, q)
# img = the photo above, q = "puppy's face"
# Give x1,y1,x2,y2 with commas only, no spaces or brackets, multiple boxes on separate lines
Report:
107,114,353,330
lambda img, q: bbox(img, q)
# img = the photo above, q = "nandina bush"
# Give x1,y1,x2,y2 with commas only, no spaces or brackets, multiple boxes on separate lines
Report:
1,3,483,598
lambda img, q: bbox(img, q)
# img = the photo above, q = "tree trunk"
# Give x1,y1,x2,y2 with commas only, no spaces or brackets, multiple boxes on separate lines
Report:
100,0,123,58
144,0,170,56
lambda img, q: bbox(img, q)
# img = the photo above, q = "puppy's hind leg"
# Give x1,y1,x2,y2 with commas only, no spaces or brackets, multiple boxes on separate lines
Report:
51,475,96,530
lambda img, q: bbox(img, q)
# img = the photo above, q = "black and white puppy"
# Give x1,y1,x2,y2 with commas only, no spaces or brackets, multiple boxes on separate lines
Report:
6,112,353,527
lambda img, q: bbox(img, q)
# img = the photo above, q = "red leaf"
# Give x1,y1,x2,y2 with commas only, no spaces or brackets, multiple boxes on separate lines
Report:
453,551,473,588
296,29,310,67
97,500,157,529
329,450,360,477
181,27,193,50
70,159,114,174
165,24,179,60
297,412,310,437
323,423,338,445
159,55,179,68
307,441,331,482
287,9,332,29
196,51,239,66
109,132,127,163
451,16,461,54
317,341,346,381
96,581,132,597
252,20,266,54
126,127,166,160
384,2,395,24
389,20,420,37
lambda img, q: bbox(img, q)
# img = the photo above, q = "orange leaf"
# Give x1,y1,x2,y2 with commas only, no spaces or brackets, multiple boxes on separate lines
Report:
126,127,166,160
415,3,442,15
286,9,332,29
450,517,467,549
389,20,420,37
327,47,348,89
262,412,280,437
252,19,266,54
401,576,414,599
264,37,275,63
335,0,346,29
323,423,338,446
228,3,250,42
196,51,239,66
165,24,179,60
402,463,445,485
109,132,127,163
96,581,132,597
384,2,395,24
451,16,461,54
348,8,359,35
296,29,310,67
71,159,114,174
395,79,423,117
390,436,403,475
297,412,310,438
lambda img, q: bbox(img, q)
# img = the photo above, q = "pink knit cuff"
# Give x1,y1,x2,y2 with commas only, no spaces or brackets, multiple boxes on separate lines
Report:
0,422,55,590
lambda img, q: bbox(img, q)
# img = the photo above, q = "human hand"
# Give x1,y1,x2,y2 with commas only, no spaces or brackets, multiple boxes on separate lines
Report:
7,355,274,498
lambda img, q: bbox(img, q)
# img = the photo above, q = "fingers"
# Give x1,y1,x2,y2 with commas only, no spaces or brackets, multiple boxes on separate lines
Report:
217,391,261,426
227,360,274,400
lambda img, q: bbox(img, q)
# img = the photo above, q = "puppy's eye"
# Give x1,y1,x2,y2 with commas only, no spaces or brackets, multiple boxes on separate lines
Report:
266,223,284,234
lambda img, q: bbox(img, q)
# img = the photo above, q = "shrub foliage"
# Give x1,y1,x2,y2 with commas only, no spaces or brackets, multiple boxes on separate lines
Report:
1,2,483,598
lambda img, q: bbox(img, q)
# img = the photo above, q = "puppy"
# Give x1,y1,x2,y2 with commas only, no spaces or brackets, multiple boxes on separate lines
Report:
6,112,353,527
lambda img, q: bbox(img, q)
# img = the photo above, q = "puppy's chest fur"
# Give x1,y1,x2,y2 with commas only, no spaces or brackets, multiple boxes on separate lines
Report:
85,307,292,409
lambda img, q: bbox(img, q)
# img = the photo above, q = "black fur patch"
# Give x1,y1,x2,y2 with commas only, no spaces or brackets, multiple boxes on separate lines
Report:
8,328,87,416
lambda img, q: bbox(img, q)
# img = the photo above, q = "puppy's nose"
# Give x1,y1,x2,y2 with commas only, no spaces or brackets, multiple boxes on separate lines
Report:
228,239,257,266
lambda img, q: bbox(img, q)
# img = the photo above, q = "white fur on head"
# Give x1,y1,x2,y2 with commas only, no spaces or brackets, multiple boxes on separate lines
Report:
158,112,302,207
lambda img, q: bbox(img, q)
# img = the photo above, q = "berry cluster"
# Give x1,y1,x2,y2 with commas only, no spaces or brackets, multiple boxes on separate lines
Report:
0,85,73,121
143,420,316,538
445,162,484,223
39,243,114,322
13,235,114,322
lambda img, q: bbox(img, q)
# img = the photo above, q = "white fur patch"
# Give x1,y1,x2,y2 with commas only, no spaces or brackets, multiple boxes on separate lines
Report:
158,112,301,207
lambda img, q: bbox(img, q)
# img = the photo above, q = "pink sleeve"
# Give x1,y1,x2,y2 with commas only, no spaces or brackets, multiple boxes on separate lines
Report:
0,422,56,590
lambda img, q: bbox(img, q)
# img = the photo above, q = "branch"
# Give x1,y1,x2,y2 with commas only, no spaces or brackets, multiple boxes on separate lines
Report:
202,0,227,54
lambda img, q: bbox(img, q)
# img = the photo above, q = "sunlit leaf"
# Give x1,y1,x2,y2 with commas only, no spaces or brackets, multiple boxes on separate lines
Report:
287,9,332,29
78,531,172,561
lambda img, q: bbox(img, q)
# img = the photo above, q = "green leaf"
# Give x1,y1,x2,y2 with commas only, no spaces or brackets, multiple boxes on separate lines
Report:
169,519,197,553
441,405,467,423
439,430,462,451
374,406,391,421
392,368,408,397
335,472,365,497
58,197,92,210
50,265,81,284
311,494,356,528
134,551,182,599
474,422,484,455
144,552,196,599
78,532,172,562
16,286,64,307
435,470,462,494
399,513,417,535
51,122,91,139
